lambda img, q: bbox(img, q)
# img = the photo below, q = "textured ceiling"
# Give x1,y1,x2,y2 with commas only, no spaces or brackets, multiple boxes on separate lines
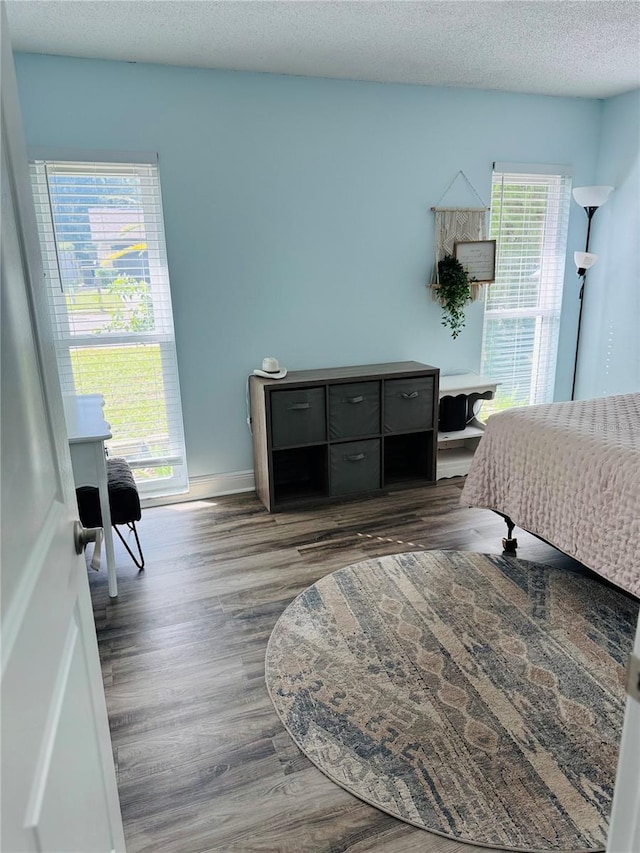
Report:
6,0,640,99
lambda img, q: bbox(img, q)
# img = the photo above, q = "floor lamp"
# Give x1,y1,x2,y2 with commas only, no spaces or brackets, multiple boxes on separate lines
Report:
570,185,614,400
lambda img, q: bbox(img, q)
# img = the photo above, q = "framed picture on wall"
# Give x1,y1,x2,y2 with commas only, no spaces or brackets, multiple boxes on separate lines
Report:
454,239,496,283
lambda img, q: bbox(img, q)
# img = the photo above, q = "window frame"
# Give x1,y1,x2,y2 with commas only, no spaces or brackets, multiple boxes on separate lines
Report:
481,164,572,410
29,150,188,498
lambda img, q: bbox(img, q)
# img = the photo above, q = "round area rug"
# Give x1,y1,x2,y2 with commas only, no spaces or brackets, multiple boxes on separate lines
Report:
265,551,638,852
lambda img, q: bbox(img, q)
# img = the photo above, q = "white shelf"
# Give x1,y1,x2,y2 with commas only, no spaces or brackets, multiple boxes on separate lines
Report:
437,372,497,480
438,424,485,443
437,447,476,479
439,372,499,398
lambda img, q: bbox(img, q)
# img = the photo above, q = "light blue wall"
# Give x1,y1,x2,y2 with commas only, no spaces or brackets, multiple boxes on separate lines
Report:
15,54,601,478
575,89,640,398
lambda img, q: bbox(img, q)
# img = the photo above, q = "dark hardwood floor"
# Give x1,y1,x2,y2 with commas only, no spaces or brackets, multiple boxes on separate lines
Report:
89,479,589,853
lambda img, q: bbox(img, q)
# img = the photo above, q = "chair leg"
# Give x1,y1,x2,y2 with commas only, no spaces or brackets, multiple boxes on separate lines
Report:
113,521,145,570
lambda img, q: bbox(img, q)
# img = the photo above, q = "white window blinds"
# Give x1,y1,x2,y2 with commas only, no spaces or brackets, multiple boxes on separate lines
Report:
481,165,572,412
30,157,188,498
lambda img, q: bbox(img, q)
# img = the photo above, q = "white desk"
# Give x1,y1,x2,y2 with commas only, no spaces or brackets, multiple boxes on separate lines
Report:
64,394,118,597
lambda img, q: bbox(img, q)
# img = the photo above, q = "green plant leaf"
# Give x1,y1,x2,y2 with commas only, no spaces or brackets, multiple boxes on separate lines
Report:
436,254,472,339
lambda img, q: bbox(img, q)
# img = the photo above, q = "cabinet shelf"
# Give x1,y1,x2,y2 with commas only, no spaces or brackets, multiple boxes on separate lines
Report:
384,431,433,485
250,362,439,511
272,445,327,505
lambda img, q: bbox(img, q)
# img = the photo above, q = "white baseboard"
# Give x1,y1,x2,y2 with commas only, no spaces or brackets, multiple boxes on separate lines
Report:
141,470,255,509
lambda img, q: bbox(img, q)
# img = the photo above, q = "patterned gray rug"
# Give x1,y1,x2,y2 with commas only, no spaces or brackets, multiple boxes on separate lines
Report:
265,551,638,852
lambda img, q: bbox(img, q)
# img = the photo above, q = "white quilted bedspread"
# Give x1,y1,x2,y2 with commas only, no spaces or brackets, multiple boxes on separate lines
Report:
461,393,640,598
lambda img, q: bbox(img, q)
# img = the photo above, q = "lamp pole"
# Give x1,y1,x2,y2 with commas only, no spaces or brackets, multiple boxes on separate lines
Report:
570,208,596,401
571,269,587,401
583,207,598,255
570,187,613,401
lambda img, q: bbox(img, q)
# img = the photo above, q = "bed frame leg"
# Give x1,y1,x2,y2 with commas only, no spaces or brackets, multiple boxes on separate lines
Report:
501,515,518,553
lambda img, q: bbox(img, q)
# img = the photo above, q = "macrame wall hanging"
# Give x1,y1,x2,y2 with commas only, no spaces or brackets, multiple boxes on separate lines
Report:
430,171,490,301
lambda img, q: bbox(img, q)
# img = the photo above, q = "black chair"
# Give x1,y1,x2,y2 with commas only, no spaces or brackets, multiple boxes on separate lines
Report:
76,457,145,570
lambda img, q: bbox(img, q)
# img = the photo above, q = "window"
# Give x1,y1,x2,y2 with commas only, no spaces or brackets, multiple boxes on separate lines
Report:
30,155,188,498
481,164,571,415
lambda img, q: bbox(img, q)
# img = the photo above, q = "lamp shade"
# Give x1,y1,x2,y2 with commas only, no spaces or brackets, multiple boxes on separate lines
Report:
572,186,614,208
574,251,598,272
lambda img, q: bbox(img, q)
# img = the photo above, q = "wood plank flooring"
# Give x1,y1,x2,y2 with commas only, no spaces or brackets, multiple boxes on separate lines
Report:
89,480,595,853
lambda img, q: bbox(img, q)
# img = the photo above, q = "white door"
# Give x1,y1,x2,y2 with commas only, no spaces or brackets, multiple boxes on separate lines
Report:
607,612,640,852
0,10,126,853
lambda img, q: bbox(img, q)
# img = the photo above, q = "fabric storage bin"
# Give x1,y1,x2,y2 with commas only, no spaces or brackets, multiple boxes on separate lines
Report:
329,381,380,440
270,387,326,448
384,377,434,433
330,439,380,496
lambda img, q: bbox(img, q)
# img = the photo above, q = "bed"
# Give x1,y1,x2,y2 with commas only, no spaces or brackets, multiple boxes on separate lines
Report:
460,392,640,598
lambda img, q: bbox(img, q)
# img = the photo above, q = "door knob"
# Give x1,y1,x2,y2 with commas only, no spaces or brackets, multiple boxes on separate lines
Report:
74,521,104,571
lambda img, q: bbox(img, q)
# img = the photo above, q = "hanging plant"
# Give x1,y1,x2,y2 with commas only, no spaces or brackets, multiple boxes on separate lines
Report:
435,254,472,339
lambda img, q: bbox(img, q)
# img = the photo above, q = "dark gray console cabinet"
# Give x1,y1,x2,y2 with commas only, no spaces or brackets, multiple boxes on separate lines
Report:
249,361,439,511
